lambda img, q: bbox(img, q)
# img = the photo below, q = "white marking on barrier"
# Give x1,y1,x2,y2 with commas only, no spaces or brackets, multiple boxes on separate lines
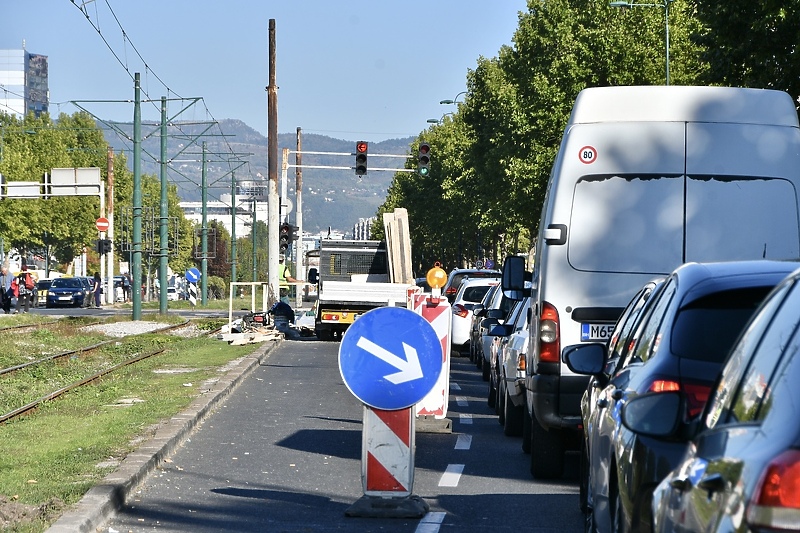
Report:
439,464,465,487
365,407,411,492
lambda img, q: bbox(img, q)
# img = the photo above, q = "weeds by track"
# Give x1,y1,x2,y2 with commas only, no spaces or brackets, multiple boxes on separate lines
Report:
0,319,190,424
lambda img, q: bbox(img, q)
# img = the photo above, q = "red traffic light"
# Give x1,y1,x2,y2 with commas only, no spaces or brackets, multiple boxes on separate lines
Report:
356,141,368,153
419,143,430,155
355,141,368,176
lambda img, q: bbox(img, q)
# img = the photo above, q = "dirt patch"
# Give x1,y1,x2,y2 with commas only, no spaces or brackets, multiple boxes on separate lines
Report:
0,494,64,529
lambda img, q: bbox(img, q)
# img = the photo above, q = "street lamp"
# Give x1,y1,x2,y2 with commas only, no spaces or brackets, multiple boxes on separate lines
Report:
439,91,467,105
427,112,455,124
610,0,674,85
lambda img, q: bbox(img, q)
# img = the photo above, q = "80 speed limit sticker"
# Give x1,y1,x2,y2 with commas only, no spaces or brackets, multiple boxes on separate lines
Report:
578,145,597,164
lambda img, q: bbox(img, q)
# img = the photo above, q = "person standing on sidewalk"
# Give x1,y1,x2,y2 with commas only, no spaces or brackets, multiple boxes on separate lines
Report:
15,263,32,314
0,265,11,314
92,272,103,308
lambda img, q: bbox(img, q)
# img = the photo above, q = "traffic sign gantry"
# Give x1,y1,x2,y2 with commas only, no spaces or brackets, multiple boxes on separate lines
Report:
96,217,109,232
339,306,442,410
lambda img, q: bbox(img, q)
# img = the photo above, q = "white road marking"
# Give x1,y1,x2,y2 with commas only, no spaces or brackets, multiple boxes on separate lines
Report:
439,464,465,487
456,396,468,406
459,414,473,425
450,382,461,391
454,434,472,450
415,511,446,533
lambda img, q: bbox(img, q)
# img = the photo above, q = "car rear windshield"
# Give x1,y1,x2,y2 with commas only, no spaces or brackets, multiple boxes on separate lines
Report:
670,286,774,362
51,278,82,288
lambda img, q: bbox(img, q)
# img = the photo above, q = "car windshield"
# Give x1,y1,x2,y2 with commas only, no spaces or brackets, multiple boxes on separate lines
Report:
461,285,494,304
51,278,82,289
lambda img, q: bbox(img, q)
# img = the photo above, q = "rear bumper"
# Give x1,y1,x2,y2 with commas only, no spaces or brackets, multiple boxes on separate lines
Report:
528,373,589,430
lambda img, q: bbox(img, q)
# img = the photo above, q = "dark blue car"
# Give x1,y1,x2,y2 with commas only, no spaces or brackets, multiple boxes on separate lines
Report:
45,277,89,308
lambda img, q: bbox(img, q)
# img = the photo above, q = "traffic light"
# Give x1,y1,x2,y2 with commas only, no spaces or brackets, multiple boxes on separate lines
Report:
418,142,431,176
288,224,298,243
102,239,112,254
96,239,104,254
279,222,291,252
355,141,368,176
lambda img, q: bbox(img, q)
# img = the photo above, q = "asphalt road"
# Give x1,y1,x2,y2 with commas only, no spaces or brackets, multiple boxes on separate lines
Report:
89,340,585,532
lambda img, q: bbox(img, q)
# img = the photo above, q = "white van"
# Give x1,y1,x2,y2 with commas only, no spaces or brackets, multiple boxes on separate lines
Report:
508,85,800,479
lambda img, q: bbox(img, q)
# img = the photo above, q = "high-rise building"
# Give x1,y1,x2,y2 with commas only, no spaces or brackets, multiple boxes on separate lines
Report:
0,47,49,118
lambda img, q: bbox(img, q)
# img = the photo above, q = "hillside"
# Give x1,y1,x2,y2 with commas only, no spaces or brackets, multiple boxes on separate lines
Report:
102,119,414,234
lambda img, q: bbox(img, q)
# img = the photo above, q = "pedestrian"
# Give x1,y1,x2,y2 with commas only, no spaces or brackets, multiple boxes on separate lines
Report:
15,263,33,314
278,254,298,305
92,271,103,308
0,264,12,314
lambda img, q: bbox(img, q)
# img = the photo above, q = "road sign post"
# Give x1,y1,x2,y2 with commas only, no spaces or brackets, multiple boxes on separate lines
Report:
339,306,439,518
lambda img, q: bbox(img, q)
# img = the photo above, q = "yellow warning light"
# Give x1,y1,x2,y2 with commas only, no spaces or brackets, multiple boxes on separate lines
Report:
426,262,447,289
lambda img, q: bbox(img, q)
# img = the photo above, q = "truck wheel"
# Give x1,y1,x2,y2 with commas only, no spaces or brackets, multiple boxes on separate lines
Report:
522,410,532,453
503,388,524,437
316,329,332,341
530,417,565,479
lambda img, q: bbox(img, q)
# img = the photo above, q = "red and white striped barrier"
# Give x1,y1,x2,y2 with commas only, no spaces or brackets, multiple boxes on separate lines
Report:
362,406,414,496
410,294,451,419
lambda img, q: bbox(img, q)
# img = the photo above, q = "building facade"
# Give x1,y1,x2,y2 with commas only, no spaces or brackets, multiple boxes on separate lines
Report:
0,48,49,118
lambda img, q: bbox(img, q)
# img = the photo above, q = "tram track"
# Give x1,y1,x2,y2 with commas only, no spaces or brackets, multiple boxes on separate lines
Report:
0,319,192,424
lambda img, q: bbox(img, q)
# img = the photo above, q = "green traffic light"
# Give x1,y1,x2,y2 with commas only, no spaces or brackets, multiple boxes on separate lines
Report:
418,167,429,176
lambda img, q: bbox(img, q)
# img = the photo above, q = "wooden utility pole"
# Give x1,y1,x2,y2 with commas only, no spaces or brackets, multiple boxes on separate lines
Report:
267,19,280,304
295,127,303,307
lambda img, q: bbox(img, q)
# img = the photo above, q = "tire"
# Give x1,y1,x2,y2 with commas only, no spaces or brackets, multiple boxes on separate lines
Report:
316,328,332,341
522,409,532,453
482,357,490,381
530,417,565,479
497,378,505,422
610,479,627,533
579,438,591,514
503,387,524,437
487,375,497,408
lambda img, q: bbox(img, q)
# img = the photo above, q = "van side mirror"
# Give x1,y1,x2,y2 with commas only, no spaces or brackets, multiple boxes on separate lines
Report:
501,255,526,301
308,268,319,284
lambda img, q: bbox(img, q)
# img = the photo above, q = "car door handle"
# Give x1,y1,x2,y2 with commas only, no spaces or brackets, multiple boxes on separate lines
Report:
611,389,624,401
596,398,609,408
698,473,725,494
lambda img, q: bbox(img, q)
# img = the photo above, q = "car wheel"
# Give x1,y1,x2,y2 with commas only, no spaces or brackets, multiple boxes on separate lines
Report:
497,378,505,422
579,438,591,514
530,417,565,479
611,482,626,533
481,357,490,381
584,506,597,533
487,375,497,408
503,387,524,436
522,409,532,453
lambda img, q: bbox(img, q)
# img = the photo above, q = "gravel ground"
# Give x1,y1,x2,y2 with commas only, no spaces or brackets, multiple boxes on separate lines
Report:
81,321,202,338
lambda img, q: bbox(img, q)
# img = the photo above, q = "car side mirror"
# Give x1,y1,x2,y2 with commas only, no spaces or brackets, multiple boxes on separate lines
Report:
620,392,682,438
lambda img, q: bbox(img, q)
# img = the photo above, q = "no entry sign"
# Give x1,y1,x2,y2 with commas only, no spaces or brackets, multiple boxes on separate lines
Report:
96,217,110,232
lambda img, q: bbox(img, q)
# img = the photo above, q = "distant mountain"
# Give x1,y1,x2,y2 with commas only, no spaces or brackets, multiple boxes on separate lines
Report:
101,119,414,234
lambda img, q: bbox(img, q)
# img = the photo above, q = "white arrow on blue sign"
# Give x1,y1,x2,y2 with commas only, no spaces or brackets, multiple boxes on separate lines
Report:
185,267,201,283
339,306,443,410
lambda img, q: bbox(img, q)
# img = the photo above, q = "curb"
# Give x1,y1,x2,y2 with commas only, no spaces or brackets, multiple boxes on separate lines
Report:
45,338,281,533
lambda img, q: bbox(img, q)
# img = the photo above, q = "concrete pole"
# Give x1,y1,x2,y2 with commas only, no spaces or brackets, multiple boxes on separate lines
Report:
201,142,208,306
230,170,237,284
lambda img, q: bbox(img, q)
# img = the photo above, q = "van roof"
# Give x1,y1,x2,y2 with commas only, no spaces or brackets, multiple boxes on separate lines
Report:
569,86,798,127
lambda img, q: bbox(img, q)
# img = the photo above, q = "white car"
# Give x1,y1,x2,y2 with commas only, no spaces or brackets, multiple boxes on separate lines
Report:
450,277,499,356
166,287,179,301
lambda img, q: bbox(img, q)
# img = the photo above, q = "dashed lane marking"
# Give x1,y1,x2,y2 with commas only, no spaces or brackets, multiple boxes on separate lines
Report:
415,511,446,533
456,396,467,407
455,434,472,450
439,464,465,487
450,382,461,391
459,413,472,424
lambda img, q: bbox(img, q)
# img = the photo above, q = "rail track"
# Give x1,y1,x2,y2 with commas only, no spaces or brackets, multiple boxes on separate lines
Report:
0,319,193,424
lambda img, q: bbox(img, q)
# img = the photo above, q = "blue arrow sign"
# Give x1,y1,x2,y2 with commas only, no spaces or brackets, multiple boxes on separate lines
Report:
339,306,443,410
185,267,201,283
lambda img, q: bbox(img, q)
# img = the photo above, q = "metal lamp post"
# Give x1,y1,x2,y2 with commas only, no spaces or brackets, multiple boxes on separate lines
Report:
610,0,674,85
439,91,467,105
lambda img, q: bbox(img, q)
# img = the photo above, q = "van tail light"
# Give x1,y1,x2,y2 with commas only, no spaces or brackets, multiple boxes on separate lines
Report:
517,353,526,374
747,449,800,529
647,379,711,419
539,302,560,363
453,304,470,318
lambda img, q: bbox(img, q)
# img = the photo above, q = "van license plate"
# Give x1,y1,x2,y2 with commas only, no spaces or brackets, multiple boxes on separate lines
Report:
581,323,613,342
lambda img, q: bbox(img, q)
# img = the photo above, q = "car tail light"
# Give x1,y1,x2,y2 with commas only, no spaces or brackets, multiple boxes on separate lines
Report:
747,449,800,530
539,302,560,363
453,304,470,318
646,379,711,418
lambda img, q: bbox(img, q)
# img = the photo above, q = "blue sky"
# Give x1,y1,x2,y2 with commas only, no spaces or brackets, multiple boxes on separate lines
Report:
3,1,526,142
